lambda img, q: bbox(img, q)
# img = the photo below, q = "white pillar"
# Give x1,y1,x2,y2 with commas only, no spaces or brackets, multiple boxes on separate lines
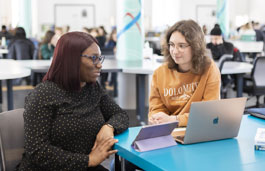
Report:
116,0,144,65
217,0,229,38
116,0,144,109
117,73,136,109
11,0,32,37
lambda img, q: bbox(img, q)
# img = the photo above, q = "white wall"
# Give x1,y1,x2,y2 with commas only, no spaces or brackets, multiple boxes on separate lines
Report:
0,0,12,28
151,0,265,30
179,0,215,21
248,0,265,24
143,0,152,32
1,0,265,38
147,0,217,32
230,0,265,28
151,0,180,30
34,0,116,38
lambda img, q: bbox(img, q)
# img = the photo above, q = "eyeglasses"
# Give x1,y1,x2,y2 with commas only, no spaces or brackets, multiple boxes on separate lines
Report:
168,43,190,52
81,55,105,65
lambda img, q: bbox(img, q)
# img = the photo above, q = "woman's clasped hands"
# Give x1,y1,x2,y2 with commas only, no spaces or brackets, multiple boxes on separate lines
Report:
149,112,177,125
88,124,118,167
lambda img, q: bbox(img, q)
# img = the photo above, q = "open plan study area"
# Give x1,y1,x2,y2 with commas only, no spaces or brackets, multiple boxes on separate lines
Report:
0,0,265,170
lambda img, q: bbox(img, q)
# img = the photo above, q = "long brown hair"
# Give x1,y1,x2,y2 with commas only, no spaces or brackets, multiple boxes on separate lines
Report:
42,30,55,44
162,20,211,74
43,32,98,91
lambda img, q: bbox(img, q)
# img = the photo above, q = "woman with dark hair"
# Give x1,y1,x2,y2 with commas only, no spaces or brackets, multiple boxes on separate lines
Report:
96,26,107,48
17,32,129,171
39,30,55,60
8,27,35,60
105,27,117,50
148,20,221,127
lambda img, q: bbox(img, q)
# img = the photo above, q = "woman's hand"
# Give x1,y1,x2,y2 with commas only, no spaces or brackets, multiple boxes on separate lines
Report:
88,137,118,167
149,112,177,125
92,124,114,151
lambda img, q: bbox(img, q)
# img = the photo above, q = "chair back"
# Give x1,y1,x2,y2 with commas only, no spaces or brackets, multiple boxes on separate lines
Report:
218,54,233,72
0,109,25,171
252,56,265,88
233,47,245,62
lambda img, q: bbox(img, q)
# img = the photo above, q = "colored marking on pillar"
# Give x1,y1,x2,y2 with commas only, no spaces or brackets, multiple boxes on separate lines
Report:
117,0,142,39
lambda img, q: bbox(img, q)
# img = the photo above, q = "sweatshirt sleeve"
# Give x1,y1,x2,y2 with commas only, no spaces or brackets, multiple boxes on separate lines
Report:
23,88,89,170
202,61,221,101
41,44,53,60
148,69,170,118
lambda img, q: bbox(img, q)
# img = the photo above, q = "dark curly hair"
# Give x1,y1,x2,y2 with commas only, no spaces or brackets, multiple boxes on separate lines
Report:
162,20,211,74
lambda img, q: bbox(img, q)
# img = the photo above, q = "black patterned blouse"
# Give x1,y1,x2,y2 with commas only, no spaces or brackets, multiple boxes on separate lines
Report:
17,81,129,171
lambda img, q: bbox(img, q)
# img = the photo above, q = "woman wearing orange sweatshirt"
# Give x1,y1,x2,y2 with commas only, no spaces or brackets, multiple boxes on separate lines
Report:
149,20,221,127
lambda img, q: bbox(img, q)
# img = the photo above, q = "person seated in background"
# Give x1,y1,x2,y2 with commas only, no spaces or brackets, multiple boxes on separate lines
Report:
148,20,221,127
252,21,265,54
0,25,13,44
105,27,117,50
96,26,107,48
16,32,129,171
206,25,234,61
82,27,92,34
100,27,117,89
90,27,99,38
105,27,117,87
207,25,236,97
39,30,55,60
7,27,35,85
8,27,35,60
238,22,256,41
252,21,264,42
49,27,64,48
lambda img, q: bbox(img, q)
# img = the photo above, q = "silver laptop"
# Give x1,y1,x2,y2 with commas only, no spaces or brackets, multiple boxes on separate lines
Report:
172,97,247,144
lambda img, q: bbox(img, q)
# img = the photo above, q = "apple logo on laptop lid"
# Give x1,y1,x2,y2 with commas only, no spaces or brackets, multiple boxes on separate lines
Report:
213,117,219,124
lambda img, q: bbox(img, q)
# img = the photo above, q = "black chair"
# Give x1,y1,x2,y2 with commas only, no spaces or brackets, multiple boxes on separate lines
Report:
101,47,115,57
233,47,245,62
99,48,114,89
243,56,265,107
217,54,233,98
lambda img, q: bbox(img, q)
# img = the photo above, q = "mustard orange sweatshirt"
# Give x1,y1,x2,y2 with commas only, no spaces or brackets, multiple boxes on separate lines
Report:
148,60,221,127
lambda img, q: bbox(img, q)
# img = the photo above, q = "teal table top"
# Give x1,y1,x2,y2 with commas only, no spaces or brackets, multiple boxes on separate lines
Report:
114,115,265,171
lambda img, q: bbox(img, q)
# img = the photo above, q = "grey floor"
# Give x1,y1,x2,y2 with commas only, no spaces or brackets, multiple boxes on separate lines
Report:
0,80,264,170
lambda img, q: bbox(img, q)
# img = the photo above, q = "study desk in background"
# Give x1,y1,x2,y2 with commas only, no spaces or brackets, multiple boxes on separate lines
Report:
16,58,122,86
221,61,253,97
229,41,264,53
0,59,31,110
0,48,8,59
0,49,8,55
114,115,265,171
16,60,52,86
